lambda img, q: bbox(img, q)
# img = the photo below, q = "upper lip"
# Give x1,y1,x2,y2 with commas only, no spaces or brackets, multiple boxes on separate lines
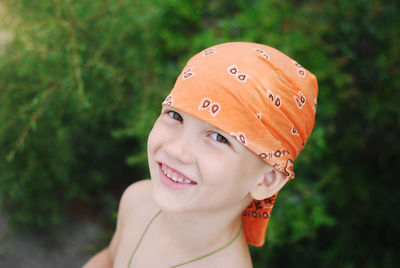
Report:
159,162,197,184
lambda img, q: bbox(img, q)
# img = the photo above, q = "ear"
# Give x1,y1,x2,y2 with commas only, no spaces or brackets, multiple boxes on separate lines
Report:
250,168,288,200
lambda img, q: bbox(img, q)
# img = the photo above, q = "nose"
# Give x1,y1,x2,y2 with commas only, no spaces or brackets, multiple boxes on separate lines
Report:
163,130,195,164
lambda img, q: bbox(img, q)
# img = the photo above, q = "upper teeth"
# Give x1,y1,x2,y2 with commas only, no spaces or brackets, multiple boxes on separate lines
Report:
162,166,192,184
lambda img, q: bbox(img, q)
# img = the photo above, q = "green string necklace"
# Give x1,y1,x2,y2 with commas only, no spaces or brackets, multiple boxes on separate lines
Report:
127,210,242,268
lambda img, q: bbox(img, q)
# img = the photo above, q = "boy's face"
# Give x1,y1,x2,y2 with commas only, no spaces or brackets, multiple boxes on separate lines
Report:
147,106,269,214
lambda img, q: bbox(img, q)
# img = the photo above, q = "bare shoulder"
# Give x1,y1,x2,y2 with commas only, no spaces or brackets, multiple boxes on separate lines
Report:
122,179,153,202
120,179,153,208
109,179,158,260
118,179,157,222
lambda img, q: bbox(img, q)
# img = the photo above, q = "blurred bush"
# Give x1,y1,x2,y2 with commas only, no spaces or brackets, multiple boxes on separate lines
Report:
0,0,398,267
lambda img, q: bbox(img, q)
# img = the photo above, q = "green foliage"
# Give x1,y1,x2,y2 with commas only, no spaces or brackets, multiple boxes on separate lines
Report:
0,0,398,267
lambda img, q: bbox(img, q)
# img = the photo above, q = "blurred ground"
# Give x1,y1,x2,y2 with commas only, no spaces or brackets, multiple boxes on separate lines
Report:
0,213,104,268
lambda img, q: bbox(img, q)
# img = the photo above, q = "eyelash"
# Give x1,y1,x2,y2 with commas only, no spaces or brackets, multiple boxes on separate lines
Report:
209,132,230,145
167,110,183,122
166,110,230,145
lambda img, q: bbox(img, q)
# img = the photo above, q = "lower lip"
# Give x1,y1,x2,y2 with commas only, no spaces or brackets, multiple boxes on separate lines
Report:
158,164,196,190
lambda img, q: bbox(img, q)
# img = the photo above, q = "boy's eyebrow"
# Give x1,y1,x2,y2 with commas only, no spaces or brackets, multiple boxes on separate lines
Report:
161,105,179,113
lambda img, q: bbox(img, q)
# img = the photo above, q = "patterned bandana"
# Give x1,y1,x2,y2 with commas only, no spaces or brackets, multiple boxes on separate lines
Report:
162,42,318,247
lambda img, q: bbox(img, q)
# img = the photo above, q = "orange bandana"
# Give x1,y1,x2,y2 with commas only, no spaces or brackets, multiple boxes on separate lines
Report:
162,42,318,247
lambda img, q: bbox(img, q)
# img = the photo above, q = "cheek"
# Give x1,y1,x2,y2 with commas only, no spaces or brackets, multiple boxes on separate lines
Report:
147,120,163,156
199,154,248,191
147,129,156,154
200,153,260,197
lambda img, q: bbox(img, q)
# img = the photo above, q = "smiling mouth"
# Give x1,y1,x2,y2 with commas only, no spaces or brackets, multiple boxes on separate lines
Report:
160,163,197,185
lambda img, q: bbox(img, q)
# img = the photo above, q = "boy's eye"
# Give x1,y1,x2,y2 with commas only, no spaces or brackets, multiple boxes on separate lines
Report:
168,111,183,122
209,132,230,145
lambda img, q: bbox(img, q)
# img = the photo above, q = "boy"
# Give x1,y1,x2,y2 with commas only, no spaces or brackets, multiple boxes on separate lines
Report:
83,42,318,267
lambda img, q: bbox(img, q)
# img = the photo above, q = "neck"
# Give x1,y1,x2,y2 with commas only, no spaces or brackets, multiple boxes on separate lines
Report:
157,204,247,253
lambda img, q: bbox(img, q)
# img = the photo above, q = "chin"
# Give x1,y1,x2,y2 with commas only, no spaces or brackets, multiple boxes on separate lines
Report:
151,193,189,214
150,179,188,213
